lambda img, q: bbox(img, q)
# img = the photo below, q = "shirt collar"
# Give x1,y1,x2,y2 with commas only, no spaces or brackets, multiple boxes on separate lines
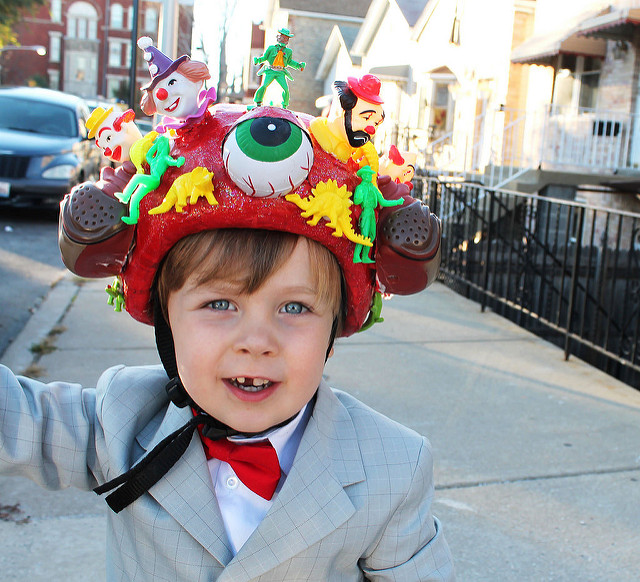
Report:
228,400,312,475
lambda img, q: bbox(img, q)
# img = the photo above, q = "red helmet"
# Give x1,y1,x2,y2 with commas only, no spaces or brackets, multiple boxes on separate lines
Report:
59,104,440,337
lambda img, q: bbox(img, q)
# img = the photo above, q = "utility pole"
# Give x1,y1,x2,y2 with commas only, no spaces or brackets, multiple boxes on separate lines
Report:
158,0,180,57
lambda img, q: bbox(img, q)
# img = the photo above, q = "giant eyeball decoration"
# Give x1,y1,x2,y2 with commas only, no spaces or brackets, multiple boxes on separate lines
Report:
222,108,313,197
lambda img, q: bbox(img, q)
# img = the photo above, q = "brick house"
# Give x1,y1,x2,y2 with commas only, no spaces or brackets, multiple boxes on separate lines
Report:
3,0,193,105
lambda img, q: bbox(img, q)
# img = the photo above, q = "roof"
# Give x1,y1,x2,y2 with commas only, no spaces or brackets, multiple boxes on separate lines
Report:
511,7,608,65
577,6,640,40
369,64,411,81
396,0,429,27
278,0,371,19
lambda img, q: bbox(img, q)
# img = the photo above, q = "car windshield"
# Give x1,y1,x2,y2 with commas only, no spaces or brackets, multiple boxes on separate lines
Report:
0,96,78,138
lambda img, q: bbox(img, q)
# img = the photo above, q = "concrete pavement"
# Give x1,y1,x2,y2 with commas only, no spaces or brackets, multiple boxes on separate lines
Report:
1,274,639,581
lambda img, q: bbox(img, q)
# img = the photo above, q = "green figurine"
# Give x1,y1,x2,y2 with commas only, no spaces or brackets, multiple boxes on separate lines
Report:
253,28,305,109
358,291,385,332
116,134,185,225
353,165,403,263
105,276,125,312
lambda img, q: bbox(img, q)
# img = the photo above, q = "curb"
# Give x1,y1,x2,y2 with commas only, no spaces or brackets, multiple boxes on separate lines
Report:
1,273,80,374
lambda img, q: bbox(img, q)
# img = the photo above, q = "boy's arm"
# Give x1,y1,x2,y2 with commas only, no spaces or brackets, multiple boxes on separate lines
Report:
360,439,455,581
0,364,102,491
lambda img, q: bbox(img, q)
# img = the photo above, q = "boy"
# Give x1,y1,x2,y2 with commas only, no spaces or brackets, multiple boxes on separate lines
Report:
2,99,453,579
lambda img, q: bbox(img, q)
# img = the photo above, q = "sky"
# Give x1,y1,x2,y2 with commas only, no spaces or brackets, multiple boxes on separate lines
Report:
192,0,267,88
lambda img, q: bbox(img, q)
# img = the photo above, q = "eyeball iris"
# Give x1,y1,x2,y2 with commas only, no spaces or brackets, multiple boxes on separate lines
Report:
223,115,314,198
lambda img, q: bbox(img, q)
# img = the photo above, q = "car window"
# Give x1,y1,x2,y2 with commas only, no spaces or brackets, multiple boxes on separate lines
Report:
0,96,78,138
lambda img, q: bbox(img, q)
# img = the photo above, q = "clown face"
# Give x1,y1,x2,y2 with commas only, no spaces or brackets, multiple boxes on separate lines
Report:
95,114,143,163
153,72,203,120
344,99,385,148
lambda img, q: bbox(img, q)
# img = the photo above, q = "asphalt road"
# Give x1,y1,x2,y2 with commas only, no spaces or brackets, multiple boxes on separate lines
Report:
0,207,66,357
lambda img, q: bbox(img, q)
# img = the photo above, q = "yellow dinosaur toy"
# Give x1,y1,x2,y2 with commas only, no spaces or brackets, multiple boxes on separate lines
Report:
148,167,217,214
286,180,372,247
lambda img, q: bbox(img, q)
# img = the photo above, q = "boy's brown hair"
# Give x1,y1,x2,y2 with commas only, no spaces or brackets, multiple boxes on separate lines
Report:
155,229,346,334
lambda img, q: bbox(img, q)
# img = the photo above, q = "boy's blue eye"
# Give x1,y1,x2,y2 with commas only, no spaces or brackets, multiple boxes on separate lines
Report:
281,302,306,314
209,300,231,310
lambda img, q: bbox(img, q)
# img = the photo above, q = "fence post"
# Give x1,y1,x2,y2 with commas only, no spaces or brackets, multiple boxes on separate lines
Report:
481,189,495,312
564,206,585,361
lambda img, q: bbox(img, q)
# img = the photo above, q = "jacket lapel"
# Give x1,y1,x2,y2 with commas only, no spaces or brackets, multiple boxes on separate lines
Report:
137,403,234,568
221,382,366,581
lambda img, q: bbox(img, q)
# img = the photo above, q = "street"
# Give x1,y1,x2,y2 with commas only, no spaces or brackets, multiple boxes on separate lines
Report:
0,207,66,357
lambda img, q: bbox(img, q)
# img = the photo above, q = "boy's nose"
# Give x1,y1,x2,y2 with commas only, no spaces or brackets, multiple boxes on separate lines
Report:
233,318,279,356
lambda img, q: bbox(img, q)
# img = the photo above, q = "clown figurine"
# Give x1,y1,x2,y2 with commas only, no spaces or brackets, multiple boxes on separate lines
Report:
253,28,305,109
86,106,142,164
379,145,417,190
309,74,384,173
137,36,216,132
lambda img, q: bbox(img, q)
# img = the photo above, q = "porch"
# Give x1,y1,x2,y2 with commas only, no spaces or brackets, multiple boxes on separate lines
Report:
415,104,640,194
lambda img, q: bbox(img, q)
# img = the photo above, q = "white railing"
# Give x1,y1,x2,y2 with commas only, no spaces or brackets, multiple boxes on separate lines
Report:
418,105,639,188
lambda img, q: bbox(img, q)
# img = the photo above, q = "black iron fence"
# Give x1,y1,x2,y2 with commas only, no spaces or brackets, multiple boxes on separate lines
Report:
413,177,640,389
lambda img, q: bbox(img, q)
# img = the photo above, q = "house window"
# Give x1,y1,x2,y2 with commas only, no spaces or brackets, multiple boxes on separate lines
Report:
111,3,124,29
48,69,60,90
51,0,62,22
553,54,601,111
49,34,61,63
67,2,98,39
431,82,454,134
109,41,122,67
127,7,134,30
145,6,158,33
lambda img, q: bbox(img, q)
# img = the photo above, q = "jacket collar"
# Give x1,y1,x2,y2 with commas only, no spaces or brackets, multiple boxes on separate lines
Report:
136,379,365,575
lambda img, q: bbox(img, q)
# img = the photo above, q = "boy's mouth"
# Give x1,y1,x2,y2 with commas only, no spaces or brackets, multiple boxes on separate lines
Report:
229,377,273,392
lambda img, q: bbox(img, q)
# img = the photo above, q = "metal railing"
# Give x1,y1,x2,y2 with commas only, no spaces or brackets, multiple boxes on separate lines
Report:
414,177,640,389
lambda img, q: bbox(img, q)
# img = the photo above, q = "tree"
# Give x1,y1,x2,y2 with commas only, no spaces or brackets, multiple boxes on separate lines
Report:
0,0,45,47
216,0,237,103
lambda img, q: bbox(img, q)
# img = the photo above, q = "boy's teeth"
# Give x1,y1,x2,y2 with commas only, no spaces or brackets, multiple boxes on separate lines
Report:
231,377,271,391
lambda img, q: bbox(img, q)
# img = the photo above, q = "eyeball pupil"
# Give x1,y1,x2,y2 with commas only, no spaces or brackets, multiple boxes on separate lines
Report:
249,117,291,147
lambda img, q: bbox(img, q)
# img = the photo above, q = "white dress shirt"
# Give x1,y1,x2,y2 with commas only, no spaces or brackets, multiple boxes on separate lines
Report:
206,402,311,555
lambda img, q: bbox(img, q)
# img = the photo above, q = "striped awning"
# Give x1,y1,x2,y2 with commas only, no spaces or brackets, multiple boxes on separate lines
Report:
511,7,609,65
577,6,640,40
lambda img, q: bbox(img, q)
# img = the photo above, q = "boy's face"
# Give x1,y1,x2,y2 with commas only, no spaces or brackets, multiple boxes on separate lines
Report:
167,239,335,433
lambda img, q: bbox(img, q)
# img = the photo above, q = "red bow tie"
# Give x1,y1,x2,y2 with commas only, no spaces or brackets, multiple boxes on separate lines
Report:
199,431,281,500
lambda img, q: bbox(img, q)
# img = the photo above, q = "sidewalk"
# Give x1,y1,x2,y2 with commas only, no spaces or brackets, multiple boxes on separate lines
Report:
1,275,639,581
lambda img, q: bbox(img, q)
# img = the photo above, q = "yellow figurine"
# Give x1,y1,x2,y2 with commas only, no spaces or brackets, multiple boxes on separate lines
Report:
286,180,372,247
149,167,217,214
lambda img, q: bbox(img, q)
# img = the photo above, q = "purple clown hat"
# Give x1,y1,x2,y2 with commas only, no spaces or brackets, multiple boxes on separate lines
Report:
137,36,190,91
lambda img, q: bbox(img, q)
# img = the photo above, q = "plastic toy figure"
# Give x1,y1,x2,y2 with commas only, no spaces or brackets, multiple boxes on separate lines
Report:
86,106,142,164
137,36,216,132
380,145,417,189
116,134,185,224
309,75,385,173
253,28,305,108
352,165,402,264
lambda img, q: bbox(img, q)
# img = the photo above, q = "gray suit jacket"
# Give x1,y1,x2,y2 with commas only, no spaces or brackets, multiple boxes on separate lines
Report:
0,364,454,581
